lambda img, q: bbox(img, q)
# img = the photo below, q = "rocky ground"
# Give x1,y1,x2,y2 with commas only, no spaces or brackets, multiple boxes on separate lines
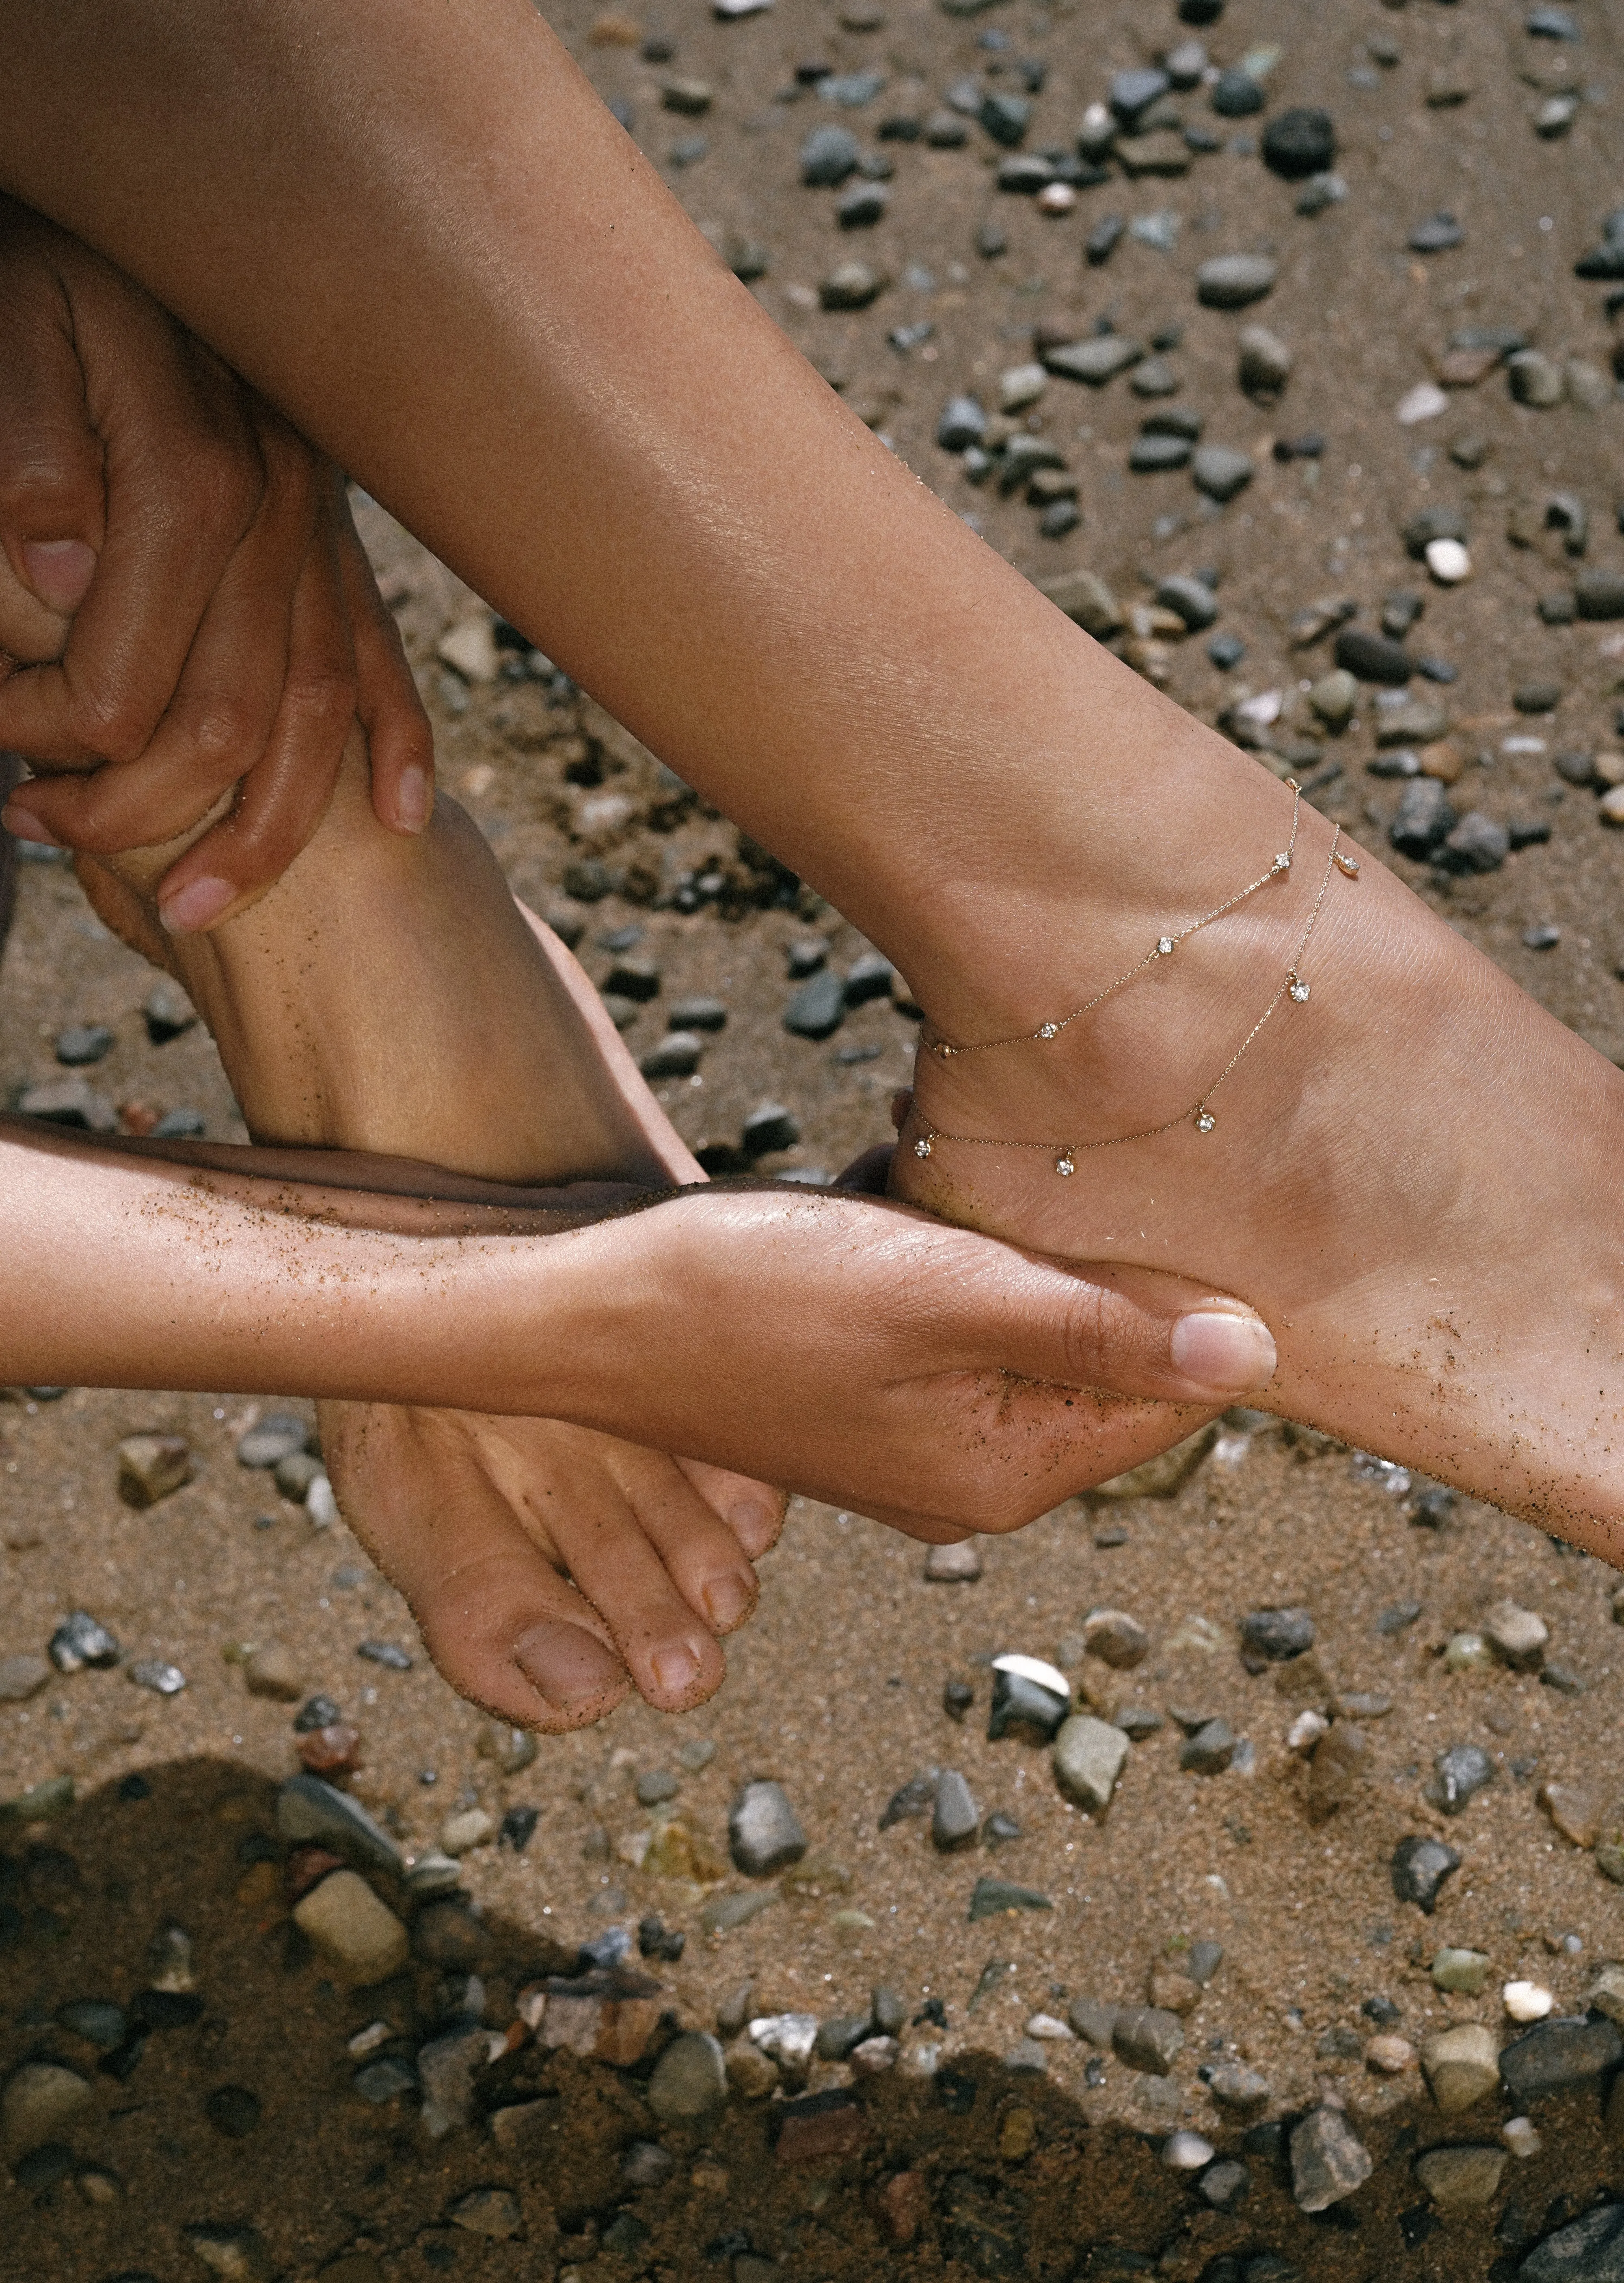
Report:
4,0,1624,2275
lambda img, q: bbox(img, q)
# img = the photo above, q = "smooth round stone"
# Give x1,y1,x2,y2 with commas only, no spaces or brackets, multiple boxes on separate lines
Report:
1162,2129,1215,2170
936,395,987,451
58,1999,127,2050
1335,629,1412,685
1366,2034,1414,2074
237,1414,310,1470
1190,445,1254,503
819,261,888,311
1129,434,1190,473
54,1024,114,1067
648,2031,727,2122
1409,211,1464,253
639,1031,704,1079
0,1654,50,1701
1196,254,1277,308
2,2063,91,2153
1155,575,1218,632
1209,68,1264,117
1425,538,1472,583
1261,106,1335,179
1237,325,1293,393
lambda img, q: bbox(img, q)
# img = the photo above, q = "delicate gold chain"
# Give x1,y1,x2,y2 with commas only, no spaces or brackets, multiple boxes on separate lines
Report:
910,816,1354,1177
922,782,1308,1063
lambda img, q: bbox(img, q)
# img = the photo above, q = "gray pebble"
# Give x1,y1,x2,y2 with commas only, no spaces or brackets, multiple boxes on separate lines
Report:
836,182,887,227
640,1031,704,1079
1190,445,1254,503
276,1772,403,1875
48,1610,120,1672
1130,434,1191,473
1044,335,1143,386
54,1024,113,1067
1113,2006,1184,2075
1240,1605,1315,1662
58,1998,127,2049
236,1413,310,1470
1291,2105,1372,2211
967,1876,1052,1921
635,1769,680,1806
1409,211,1464,253
0,1653,50,1701
1129,356,1181,396
357,1640,413,1671
1391,1833,1461,1913
1207,2061,1271,2112
1195,254,1276,309
844,951,895,1005
1209,69,1265,118
127,1659,186,1696
1156,575,1218,631
648,2031,727,2122
979,91,1032,146
729,1779,807,1874
1391,778,1456,858
1199,2158,1250,2210
931,1770,980,1851
142,981,197,1043
1179,1718,1236,1775
18,1077,118,1132
1577,569,1624,620
1053,1713,1129,1810
1500,2014,1624,2104
879,1770,937,1828
784,969,845,1039
937,395,987,451
742,1102,800,1155
1508,350,1564,408
1335,628,1413,684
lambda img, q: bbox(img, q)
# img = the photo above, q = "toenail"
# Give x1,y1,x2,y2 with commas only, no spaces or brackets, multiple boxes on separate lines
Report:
1170,1309,1278,1393
650,1641,703,1696
514,1620,626,1706
703,1572,755,1632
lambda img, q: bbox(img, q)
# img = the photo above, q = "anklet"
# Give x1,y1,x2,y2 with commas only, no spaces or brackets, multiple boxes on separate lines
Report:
910,813,1353,1173
924,783,1328,1065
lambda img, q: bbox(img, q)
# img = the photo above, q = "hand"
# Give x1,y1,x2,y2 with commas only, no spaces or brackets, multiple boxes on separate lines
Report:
0,195,432,931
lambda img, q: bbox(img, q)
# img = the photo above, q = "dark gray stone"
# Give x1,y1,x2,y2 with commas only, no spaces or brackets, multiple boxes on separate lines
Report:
1114,2007,1184,2074
1291,2106,1372,2211
1440,812,1509,875
1520,2203,1624,2281
1576,570,1624,621
1404,505,1470,558
879,1771,938,1828
236,1413,310,1469
1391,1833,1461,1913
639,1032,704,1079
1199,2158,1251,2210
1043,336,1143,385
742,1102,799,1155
783,969,845,1039
988,1665,1069,1741
1240,1607,1315,1661
276,1773,403,1875
1499,2015,1624,2105
668,996,727,1032
1336,628,1413,683
801,125,860,184
1210,69,1265,117
1110,68,1171,122
979,92,1032,146
48,1611,120,1672
1188,1940,1225,1985
937,395,987,451
1130,434,1191,473
1391,779,1457,859
1262,108,1335,179
1180,1718,1236,1774
844,953,895,1004
1191,446,1254,503
836,182,887,227
967,1877,1052,1920
729,1780,807,1875
54,1024,113,1067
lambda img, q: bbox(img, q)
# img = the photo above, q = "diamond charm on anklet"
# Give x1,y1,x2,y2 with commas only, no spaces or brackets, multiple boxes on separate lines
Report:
1157,936,1175,957
1055,1154,1075,1177
1195,1110,1217,1134
1037,1023,1059,1039
1287,971,1310,1003
914,1136,933,1158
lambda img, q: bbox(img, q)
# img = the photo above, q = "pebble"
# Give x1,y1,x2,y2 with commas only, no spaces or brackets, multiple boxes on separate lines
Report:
17,1076,118,1132
1190,445,1253,503
1577,569,1624,620
1391,778,1456,859
1043,335,1143,386
648,2031,727,2122
1410,211,1464,254
1366,2034,1413,2074
1421,2022,1502,2114
1112,2006,1184,2075
924,1538,982,1581
1082,1609,1149,1668
1335,628,1413,684
1505,1980,1555,2024
1392,1833,1462,1913
1155,575,1217,633
1501,2013,1624,2104
0,1652,50,1700
1209,69,1265,119
987,1652,1070,1740
1290,2106,1372,2212
54,1023,113,1067
967,1876,1052,1921
1199,2158,1250,2211
277,1773,402,1875
1204,2061,1272,2113
1195,254,1276,308
783,970,845,1039
931,1770,980,1851
2,2061,92,2153
729,1780,807,1874
143,980,197,1042
356,1639,412,1671
1426,1741,1494,1815
1425,538,1471,584
1179,1718,1235,1775
205,2084,262,2140
274,1450,323,1502
1261,107,1335,179
116,1432,193,1509
243,1642,303,1701
128,1658,186,1695
742,1102,799,1156
1432,1945,1491,1996
1161,2128,1214,2170
450,2189,522,2241
1417,2143,1507,2211
236,1413,309,1470
440,1807,497,1855
1240,1605,1315,1663
1237,324,1293,395
1483,1598,1548,1671
819,260,887,310
1052,1714,1128,1812
1508,350,1564,407
291,1869,410,1984
639,1031,704,1079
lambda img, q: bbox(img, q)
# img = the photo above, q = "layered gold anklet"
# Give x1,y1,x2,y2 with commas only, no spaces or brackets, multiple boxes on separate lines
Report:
910,787,1359,1176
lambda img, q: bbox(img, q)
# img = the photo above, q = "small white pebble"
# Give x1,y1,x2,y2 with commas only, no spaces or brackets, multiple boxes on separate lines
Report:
306,1473,339,1528
1425,537,1472,584
1037,181,1077,214
1161,2130,1215,2171
1397,380,1450,426
1365,2034,1414,2075
346,2020,393,2058
1024,2013,1074,2041
1503,1980,1554,2023
1287,1709,1330,1756
1503,2115,1543,2159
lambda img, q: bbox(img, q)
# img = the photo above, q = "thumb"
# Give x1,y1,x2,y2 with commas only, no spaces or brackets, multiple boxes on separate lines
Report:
978,1249,1278,1405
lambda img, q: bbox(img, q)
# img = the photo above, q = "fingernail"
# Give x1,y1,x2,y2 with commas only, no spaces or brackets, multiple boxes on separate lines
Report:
514,1620,626,1707
650,1641,703,1697
1170,1310,1277,1393
702,1572,755,1632
728,1495,780,1542
1,806,58,846
158,876,236,935
395,764,431,834
20,538,96,613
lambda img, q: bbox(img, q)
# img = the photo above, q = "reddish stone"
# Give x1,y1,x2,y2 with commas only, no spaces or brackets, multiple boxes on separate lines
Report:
877,2170,928,2246
117,1102,160,1137
285,1845,345,1901
297,1724,364,1775
774,2091,867,2165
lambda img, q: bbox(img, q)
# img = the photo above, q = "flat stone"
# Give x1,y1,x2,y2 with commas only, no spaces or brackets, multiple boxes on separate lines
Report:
1520,2204,1624,2281
1442,812,1509,874
1155,576,1218,633
128,1658,186,1695
819,260,888,310
1420,2022,1501,2112
1042,335,1143,386
1068,1997,1118,2045
1336,628,1413,684
1037,568,1123,637
1393,1834,1462,1913
1508,351,1564,408
1291,2106,1372,2211
54,1023,113,1067
292,1870,409,1985
416,2025,490,2137
700,1889,777,1932
1053,1714,1129,1812
440,1807,497,1856
1576,570,1624,621
1190,446,1254,503
236,1413,308,1469
17,1076,117,1132
1391,778,1456,859
801,123,860,184
1113,2006,1184,2075
1417,2143,1506,2210
937,394,987,450
115,1433,193,1509
1500,2015,1624,2105
1432,1946,1492,1995
1240,1606,1315,1662
924,1538,982,1581
968,1877,1052,1920
784,969,845,1039
1238,324,1294,394
1196,255,1277,308
276,1774,403,1876
1262,107,1335,180
729,1780,807,1875
2,2061,91,2152
0,1654,50,1701
450,2188,522,2240
1084,1609,1150,1668
987,1654,1070,1741
648,2031,727,2123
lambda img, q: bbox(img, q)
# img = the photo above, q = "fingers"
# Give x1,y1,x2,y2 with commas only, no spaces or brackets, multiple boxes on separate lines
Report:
0,234,106,669
335,488,434,836
320,1400,634,1733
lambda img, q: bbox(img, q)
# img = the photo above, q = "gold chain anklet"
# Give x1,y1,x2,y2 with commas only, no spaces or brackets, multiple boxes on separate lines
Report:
924,782,1325,1064
910,814,1357,1176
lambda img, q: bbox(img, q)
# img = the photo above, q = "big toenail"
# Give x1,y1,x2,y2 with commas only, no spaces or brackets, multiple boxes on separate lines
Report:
703,1573,754,1631
514,1621,626,1706
1170,1310,1278,1393
651,1642,703,1696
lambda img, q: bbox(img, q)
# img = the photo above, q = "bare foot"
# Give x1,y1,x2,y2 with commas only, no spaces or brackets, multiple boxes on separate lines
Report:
893,732,1624,1555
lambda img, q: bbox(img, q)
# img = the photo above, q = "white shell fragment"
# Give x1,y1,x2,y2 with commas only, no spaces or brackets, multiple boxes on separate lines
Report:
1503,1980,1554,2023
992,1652,1072,1698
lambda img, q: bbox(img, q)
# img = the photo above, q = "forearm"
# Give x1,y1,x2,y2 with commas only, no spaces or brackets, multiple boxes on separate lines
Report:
0,0,1227,1041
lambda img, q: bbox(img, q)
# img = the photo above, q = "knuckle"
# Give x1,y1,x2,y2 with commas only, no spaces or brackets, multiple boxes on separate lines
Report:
62,686,154,767
180,440,261,542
